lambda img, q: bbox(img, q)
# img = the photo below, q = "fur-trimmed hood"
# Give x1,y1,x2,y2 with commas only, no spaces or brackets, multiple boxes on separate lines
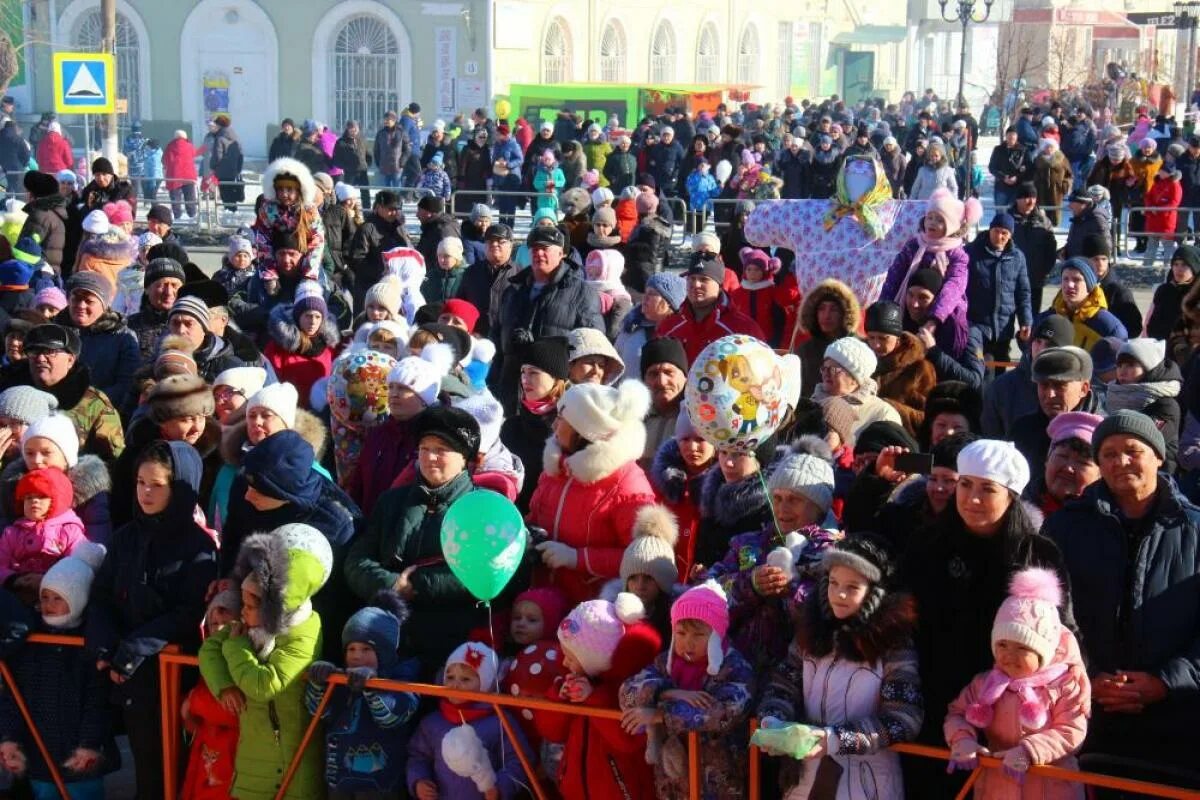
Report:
267,301,341,354
699,466,768,527
649,437,711,504
219,401,329,466
230,525,332,655
261,156,317,206
542,419,646,485
798,586,917,664
799,278,860,338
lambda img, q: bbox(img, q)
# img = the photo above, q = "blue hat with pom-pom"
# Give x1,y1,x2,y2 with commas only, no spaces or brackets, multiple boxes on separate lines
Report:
342,591,410,672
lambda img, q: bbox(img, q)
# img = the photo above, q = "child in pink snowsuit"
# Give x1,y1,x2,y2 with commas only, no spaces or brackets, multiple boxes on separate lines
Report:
944,567,1091,799
0,468,86,603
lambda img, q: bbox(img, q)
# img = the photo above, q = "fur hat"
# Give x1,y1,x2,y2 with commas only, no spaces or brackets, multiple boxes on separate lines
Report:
15,467,74,519
956,439,1030,495
668,580,730,675
823,535,894,586
619,504,680,591
445,641,499,689
21,414,79,468
247,382,299,429
365,275,404,319
557,379,650,444
823,337,876,387
557,592,660,679
0,386,57,426
234,524,333,655
342,591,410,673
388,343,454,406
147,373,215,424
767,436,835,515
155,340,197,380
262,157,318,206
39,541,105,629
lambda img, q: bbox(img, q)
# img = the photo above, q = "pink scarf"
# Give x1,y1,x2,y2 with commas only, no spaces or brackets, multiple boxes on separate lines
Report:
521,396,557,416
669,655,710,691
893,230,963,304
965,662,1069,731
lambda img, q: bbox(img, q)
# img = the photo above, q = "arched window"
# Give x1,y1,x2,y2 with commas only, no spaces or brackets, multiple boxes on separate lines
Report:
599,21,626,83
543,18,571,83
650,21,676,83
737,24,760,84
697,23,720,83
74,10,140,123
331,14,400,135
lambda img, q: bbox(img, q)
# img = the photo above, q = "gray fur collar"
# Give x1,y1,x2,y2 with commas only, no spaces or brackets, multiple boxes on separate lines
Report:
219,402,328,465
699,467,767,525
0,454,111,516
268,302,341,354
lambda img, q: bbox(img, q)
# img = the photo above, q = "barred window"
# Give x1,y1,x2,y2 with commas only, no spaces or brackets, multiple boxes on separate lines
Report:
737,24,761,84
75,10,140,124
543,18,572,83
332,14,400,134
600,22,626,83
697,23,720,83
650,21,676,83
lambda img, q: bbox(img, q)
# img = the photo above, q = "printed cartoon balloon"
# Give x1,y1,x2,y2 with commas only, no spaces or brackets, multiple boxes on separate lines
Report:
327,348,395,430
684,334,786,452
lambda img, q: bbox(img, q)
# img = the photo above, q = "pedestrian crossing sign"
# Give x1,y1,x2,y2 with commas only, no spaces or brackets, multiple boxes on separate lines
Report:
52,52,115,114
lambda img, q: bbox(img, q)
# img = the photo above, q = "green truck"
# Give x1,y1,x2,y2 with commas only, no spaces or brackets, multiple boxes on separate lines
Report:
504,83,737,130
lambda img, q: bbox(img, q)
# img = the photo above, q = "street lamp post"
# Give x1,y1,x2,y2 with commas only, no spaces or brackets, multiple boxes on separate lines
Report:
1175,1,1200,113
939,0,994,197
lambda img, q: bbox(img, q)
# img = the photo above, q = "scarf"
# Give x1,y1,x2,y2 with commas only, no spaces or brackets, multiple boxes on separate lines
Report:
822,157,893,240
587,232,621,250
892,230,963,305
522,395,558,416
814,145,840,165
1105,379,1181,413
964,662,1069,731
669,654,710,691
439,699,493,724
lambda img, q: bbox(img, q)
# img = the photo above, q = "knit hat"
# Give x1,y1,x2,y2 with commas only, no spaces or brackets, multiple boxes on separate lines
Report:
66,271,113,309
645,272,687,312
557,593,653,678
591,206,617,227
668,580,730,676
388,343,454,406
39,542,105,629
1033,346,1092,383
445,641,499,689
635,192,659,215
567,327,625,384
412,405,482,461
334,183,356,203
144,257,186,288
865,301,904,337
453,390,504,454
513,588,569,633
291,280,328,322
56,170,78,187
91,157,114,175
81,210,110,235
147,374,214,424
312,172,334,195
925,187,966,233
640,336,687,378
691,231,720,252
0,386,57,425
214,366,268,398
591,187,615,207
469,203,494,222
440,298,480,333
247,382,299,429
822,535,893,586
1016,182,1039,199
823,337,876,386
12,236,43,268
619,505,680,591
820,397,859,448
147,204,173,225
519,336,570,381
33,286,67,313
766,436,836,515
168,295,211,334
242,431,323,506
990,212,1015,233
365,275,403,318
22,171,58,198
557,379,650,443
957,439,1030,494
0,259,32,289
102,201,132,226
1117,337,1166,372
1047,411,1104,446
1060,256,1097,292
990,568,1063,668
1080,233,1111,259
437,237,465,263
15,467,74,519
1031,314,1074,347
21,414,79,468
342,591,410,672
1092,409,1167,462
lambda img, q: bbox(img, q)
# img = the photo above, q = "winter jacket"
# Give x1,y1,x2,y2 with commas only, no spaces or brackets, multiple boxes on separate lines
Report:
988,142,1033,184
630,214,672,272
0,361,125,460
648,140,686,195
491,137,523,174
1041,287,1128,351
420,140,457,179
407,705,533,800
966,234,1033,341
373,125,410,176
292,140,330,177
263,304,339,409
1012,206,1059,301
0,507,86,582
655,297,766,366
0,618,120,786
1130,151,1164,199
1063,205,1110,259
776,147,812,199
421,262,467,303
415,212,461,270
1147,278,1193,340
0,455,112,546
0,125,30,174
209,126,243,182
979,351,1040,436
126,301,169,363
647,438,709,578
344,471,486,673
619,647,756,800
345,416,419,516
730,281,783,346
1035,150,1073,212
873,333,937,435
35,131,73,174
794,279,861,395
417,166,452,200
528,430,656,606
62,309,141,411
1044,478,1200,768
1105,359,1182,472
349,212,410,291
532,165,565,211
882,237,970,327
1011,389,1105,471
458,257,519,339
305,658,420,793
19,194,68,269
192,332,249,385
1145,175,1183,235
695,468,772,572
1088,157,1136,209
909,163,958,200
180,682,238,800
603,149,638,194
1061,123,1096,164
268,132,298,163
332,132,369,175
499,401,554,514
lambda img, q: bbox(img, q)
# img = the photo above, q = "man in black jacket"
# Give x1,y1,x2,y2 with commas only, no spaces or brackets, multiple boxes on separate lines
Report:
414,196,461,270
268,118,299,162
293,121,330,177
1010,345,1104,469
373,112,410,189
1011,183,1059,311
332,120,370,192
457,223,518,339
1082,232,1142,336
348,191,409,308
989,127,1033,209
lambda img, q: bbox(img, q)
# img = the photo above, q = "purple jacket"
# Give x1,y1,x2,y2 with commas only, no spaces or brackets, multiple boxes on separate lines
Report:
407,705,534,800
881,237,969,325
320,130,341,176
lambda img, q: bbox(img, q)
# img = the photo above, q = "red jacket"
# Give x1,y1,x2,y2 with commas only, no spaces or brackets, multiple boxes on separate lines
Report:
655,296,766,365
615,198,639,242
1144,176,1183,234
775,272,803,350
35,132,73,174
163,137,200,188
180,682,238,800
528,436,656,606
263,341,334,411
730,282,780,346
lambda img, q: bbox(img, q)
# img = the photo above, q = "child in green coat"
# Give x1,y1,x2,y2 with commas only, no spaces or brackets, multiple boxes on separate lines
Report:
198,523,334,800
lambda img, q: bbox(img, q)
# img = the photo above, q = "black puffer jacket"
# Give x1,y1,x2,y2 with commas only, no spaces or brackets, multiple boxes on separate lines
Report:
19,194,68,269
57,308,140,410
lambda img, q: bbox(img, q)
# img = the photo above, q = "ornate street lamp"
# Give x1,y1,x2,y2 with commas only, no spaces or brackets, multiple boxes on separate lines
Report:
940,0,994,196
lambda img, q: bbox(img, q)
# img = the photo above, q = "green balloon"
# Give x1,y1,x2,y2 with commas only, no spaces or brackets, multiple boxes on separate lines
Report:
440,490,528,602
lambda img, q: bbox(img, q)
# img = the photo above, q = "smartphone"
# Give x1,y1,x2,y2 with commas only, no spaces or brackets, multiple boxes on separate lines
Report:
894,452,934,475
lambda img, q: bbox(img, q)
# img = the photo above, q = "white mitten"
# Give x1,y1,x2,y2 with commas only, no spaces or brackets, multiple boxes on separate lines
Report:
441,723,497,793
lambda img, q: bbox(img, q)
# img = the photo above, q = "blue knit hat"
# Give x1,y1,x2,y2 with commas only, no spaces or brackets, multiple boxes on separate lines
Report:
342,591,410,673
0,259,33,288
646,271,687,312
11,236,43,267
242,430,323,508
1060,256,1097,292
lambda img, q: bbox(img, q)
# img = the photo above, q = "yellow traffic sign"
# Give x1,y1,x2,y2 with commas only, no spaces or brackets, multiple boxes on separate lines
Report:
52,52,116,114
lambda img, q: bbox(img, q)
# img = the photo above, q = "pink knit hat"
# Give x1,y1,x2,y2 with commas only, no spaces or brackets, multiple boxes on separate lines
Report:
34,286,68,312
667,580,730,675
739,247,781,278
558,593,647,678
1047,411,1105,446
991,567,1063,668
635,191,659,215
514,587,569,633
925,187,982,235
102,200,133,226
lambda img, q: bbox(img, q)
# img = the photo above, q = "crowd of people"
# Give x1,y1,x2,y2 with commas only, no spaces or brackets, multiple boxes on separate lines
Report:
0,88,1195,800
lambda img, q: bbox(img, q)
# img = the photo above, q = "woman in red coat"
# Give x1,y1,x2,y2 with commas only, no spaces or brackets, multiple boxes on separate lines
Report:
35,123,73,173
163,130,201,219
263,281,340,408
528,379,657,606
1143,167,1183,268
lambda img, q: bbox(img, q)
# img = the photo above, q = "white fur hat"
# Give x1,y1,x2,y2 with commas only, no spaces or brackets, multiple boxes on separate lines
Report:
214,366,268,398
387,343,454,406
957,439,1030,495
557,379,650,444
247,382,299,429
824,337,877,387
22,414,79,468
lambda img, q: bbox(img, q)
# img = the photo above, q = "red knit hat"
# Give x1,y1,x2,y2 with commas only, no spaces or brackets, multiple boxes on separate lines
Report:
440,298,480,334
15,467,74,518
514,587,569,632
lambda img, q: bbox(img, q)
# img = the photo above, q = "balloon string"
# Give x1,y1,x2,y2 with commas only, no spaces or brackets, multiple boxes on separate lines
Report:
485,600,508,769
758,468,784,546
